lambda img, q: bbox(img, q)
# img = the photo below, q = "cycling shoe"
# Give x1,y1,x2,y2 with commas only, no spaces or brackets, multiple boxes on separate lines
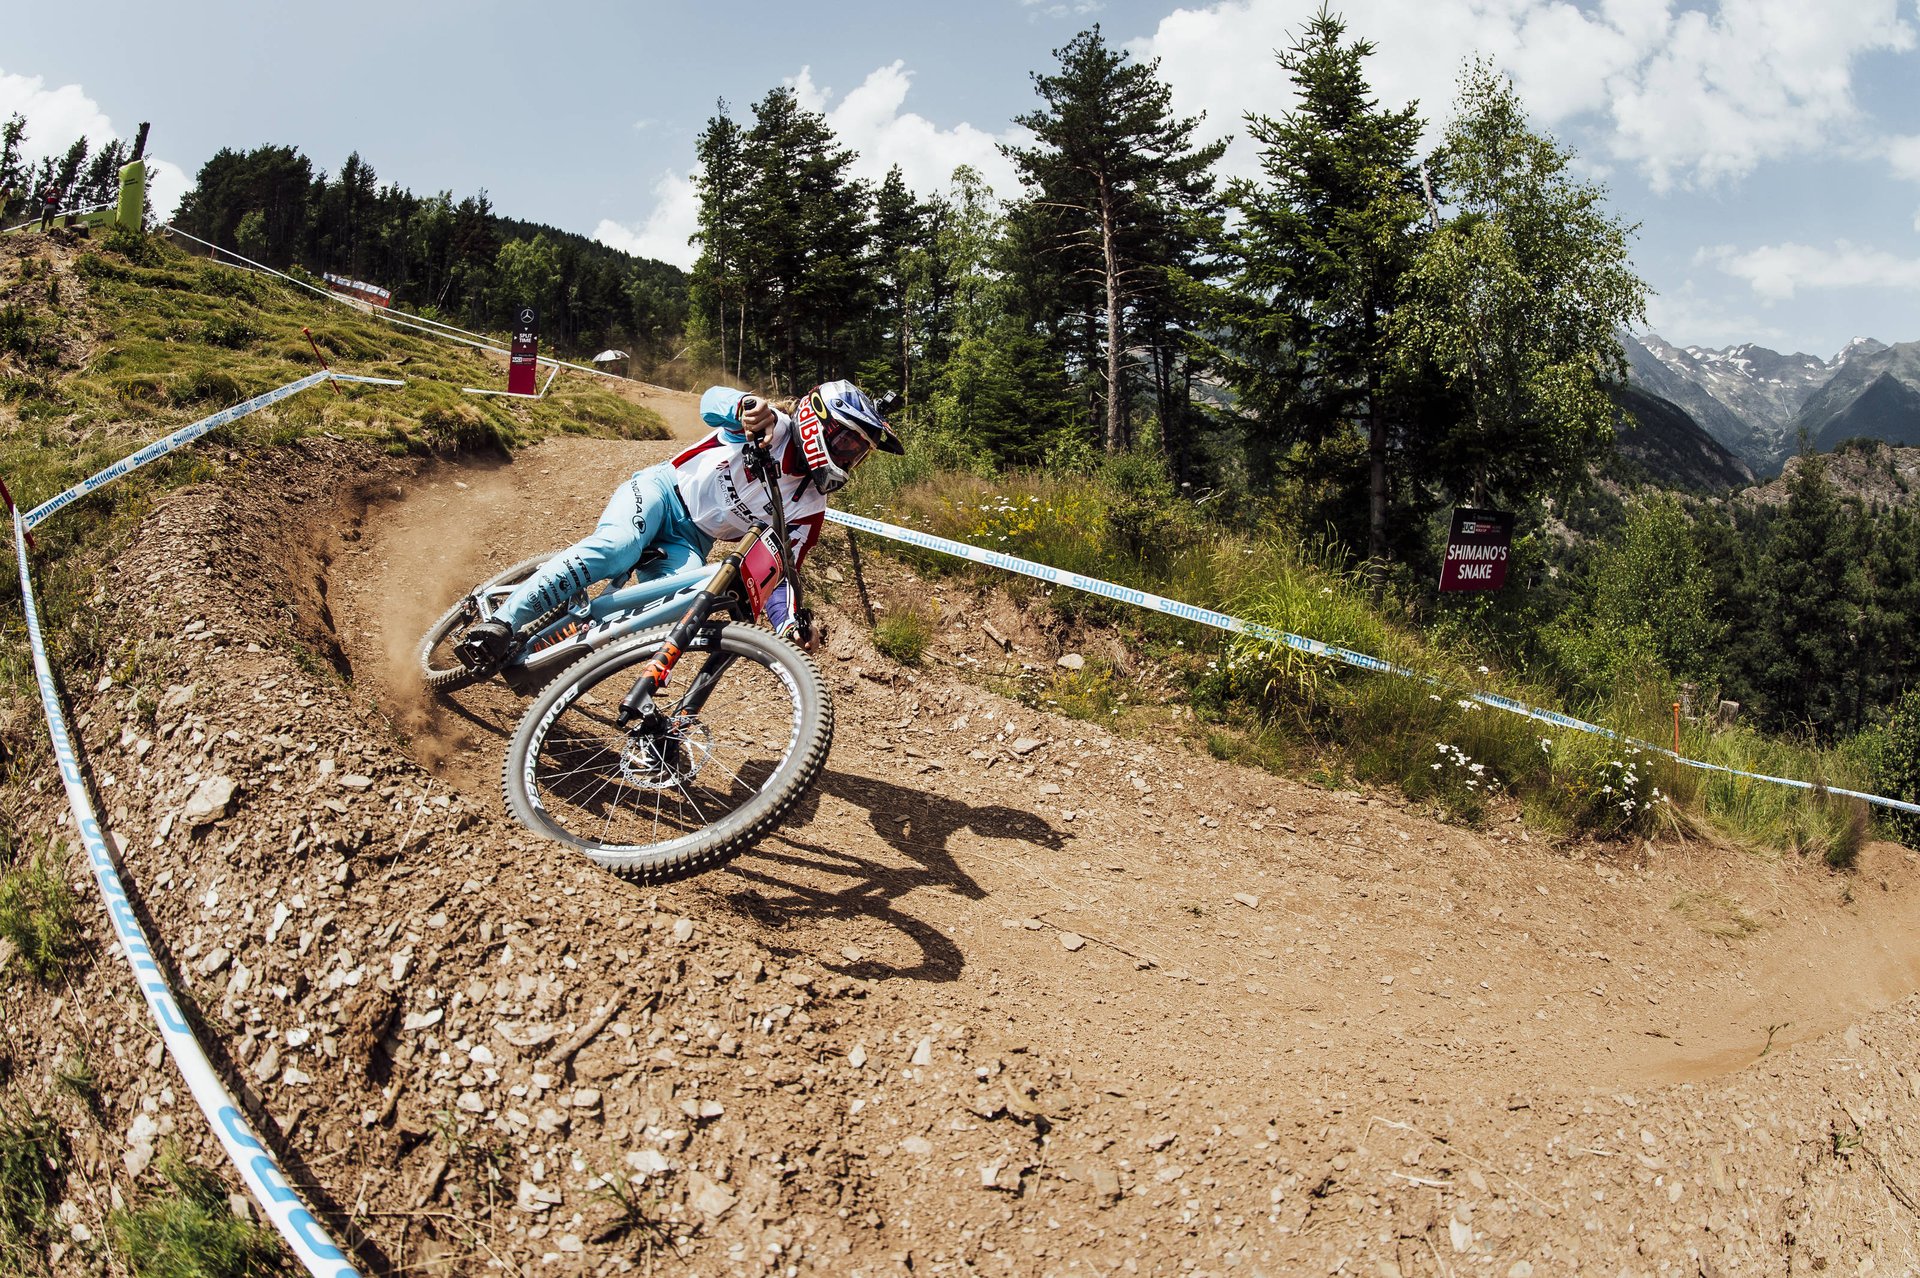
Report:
455,619,515,671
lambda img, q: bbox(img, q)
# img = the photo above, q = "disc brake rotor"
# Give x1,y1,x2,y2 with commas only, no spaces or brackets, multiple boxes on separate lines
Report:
618,716,713,790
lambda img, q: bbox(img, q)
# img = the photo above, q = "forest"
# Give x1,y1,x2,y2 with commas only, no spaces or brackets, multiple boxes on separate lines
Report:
1,121,691,364
10,13,1920,771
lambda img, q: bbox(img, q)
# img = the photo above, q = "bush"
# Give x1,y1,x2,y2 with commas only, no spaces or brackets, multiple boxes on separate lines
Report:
112,1144,281,1278
0,845,81,980
0,305,43,360
102,225,164,267
0,1096,63,1264
200,318,260,349
873,606,933,666
1871,687,1920,847
171,368,246,406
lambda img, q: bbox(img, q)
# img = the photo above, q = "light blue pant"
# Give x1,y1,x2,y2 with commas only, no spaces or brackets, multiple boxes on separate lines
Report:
494,464,713,630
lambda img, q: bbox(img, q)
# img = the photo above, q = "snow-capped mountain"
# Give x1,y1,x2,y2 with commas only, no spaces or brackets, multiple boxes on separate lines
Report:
1620,332,1897,474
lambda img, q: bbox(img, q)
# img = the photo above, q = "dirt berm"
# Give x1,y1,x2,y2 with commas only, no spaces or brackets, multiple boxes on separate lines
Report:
20,411,1920,1276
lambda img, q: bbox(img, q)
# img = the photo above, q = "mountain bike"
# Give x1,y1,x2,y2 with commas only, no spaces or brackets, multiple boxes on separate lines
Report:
417,439,834,880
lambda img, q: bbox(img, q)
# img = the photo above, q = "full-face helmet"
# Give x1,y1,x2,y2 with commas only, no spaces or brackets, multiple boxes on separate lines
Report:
792,380,903,494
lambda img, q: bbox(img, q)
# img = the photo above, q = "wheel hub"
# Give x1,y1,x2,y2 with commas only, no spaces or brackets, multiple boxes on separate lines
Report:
619,716,712,790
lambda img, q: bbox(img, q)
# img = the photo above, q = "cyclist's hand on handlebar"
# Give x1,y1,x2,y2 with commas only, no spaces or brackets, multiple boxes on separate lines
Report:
738,394,776,441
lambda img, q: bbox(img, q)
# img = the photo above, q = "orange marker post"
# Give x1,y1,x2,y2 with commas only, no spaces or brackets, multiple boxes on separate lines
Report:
303,326,342,395
1672,701,1681,754
0,474,33,549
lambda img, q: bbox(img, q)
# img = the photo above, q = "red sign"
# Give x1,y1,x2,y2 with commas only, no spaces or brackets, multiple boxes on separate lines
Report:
508,305,539,396
1439,508,1514,592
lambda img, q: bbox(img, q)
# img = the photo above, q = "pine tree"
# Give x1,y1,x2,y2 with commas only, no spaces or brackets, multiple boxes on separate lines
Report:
731,87,872,391
1750,454,1869,736
1207,7,1426,574
870,166,929,402
1006,26,1225,454
692,104,750,379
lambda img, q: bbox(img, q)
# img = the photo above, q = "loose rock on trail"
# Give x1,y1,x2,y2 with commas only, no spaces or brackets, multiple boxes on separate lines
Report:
25,390,1920,1276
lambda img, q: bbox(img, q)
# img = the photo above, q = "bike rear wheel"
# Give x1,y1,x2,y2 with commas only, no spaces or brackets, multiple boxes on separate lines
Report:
418,550,563,691
502,625,833,879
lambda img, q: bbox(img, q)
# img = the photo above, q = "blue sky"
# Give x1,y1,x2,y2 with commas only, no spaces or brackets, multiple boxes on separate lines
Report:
6,0,1917,358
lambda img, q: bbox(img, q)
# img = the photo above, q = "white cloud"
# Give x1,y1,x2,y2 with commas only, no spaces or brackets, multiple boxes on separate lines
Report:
0,70,190,218
788,62,1023,200
601,61,1026,267
593,169,700,268
1706,240,1920,300
1890,134,1920,183
1606,0,1914,191
1128,0,1914,192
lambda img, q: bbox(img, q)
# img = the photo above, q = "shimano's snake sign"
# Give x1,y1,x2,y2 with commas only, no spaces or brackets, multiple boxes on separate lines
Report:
1440,508,1514,592
508,306,539,396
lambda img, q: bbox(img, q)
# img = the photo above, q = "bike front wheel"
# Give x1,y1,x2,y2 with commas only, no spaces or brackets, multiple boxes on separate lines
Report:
502,625,833,879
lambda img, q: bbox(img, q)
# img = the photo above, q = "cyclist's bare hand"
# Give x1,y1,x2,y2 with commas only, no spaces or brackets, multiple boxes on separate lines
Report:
739,394,776,440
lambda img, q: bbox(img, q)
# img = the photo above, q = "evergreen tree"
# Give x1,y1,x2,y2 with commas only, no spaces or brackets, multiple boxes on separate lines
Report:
1397,61,1647,512
0,115,26,200
870,166,929,402
1206,7,1426,574
1006,25,1225,454
925,167,1079,461
733,87,872,391
691,104,750,379
1749,455,1869,736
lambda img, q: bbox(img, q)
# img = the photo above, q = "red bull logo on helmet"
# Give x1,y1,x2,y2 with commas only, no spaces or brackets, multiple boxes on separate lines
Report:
794,393,834,475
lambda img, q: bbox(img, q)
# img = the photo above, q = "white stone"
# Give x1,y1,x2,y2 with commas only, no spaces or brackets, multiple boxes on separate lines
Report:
182,776,238,827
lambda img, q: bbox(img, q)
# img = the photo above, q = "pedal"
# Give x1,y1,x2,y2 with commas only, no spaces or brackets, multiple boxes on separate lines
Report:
454,620,514,672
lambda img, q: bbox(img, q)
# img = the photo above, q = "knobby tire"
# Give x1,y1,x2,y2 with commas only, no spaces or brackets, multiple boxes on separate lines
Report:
501,625,833,880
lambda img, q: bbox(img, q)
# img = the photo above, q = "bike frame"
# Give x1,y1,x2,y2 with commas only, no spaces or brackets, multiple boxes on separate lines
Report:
479,438,803,697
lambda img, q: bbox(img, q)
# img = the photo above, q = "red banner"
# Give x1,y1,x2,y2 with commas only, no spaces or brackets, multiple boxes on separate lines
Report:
1439,508,1514,592
508,306,539,396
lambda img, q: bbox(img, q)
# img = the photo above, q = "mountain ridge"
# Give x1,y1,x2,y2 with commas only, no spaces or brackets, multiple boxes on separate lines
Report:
1621,330,1917,475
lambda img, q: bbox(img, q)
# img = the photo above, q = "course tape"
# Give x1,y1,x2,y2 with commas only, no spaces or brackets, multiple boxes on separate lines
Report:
11,511,362,1278
23,371,403,530
160,224,630,383
826,509,1920,818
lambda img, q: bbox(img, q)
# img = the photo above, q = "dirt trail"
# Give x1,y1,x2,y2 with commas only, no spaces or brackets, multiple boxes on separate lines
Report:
25,425,1920,1277
326,430,1920,1271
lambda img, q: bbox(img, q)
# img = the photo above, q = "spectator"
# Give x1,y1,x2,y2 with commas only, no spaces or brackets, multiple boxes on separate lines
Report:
40,186,60,231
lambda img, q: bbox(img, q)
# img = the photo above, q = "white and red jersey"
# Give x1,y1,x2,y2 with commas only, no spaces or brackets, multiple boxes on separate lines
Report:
668,413,826,634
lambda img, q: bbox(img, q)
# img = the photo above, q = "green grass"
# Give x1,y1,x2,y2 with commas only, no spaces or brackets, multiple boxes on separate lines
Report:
111,1144,281,1278
872,605,934,666
850,447,1875,858
0,1095,63,1269
0,843,81,981
0,229,670,788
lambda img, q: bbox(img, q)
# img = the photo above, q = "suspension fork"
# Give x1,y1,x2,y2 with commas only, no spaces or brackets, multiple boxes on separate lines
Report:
616,558,747,727
613,437,797,730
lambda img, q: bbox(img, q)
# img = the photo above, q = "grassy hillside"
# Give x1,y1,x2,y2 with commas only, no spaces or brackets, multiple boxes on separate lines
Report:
845,444,1877,864
0,227,666,772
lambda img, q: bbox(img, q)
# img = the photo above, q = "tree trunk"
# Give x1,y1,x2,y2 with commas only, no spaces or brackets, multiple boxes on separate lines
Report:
1100,174,1124,454
1367,367,1388,603
901,297,913,410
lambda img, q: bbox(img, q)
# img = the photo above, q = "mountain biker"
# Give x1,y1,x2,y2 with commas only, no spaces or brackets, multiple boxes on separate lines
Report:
456,380,902,669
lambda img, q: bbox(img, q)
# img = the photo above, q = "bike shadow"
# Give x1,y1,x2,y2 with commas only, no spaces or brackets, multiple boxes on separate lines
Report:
716,768,1072,984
